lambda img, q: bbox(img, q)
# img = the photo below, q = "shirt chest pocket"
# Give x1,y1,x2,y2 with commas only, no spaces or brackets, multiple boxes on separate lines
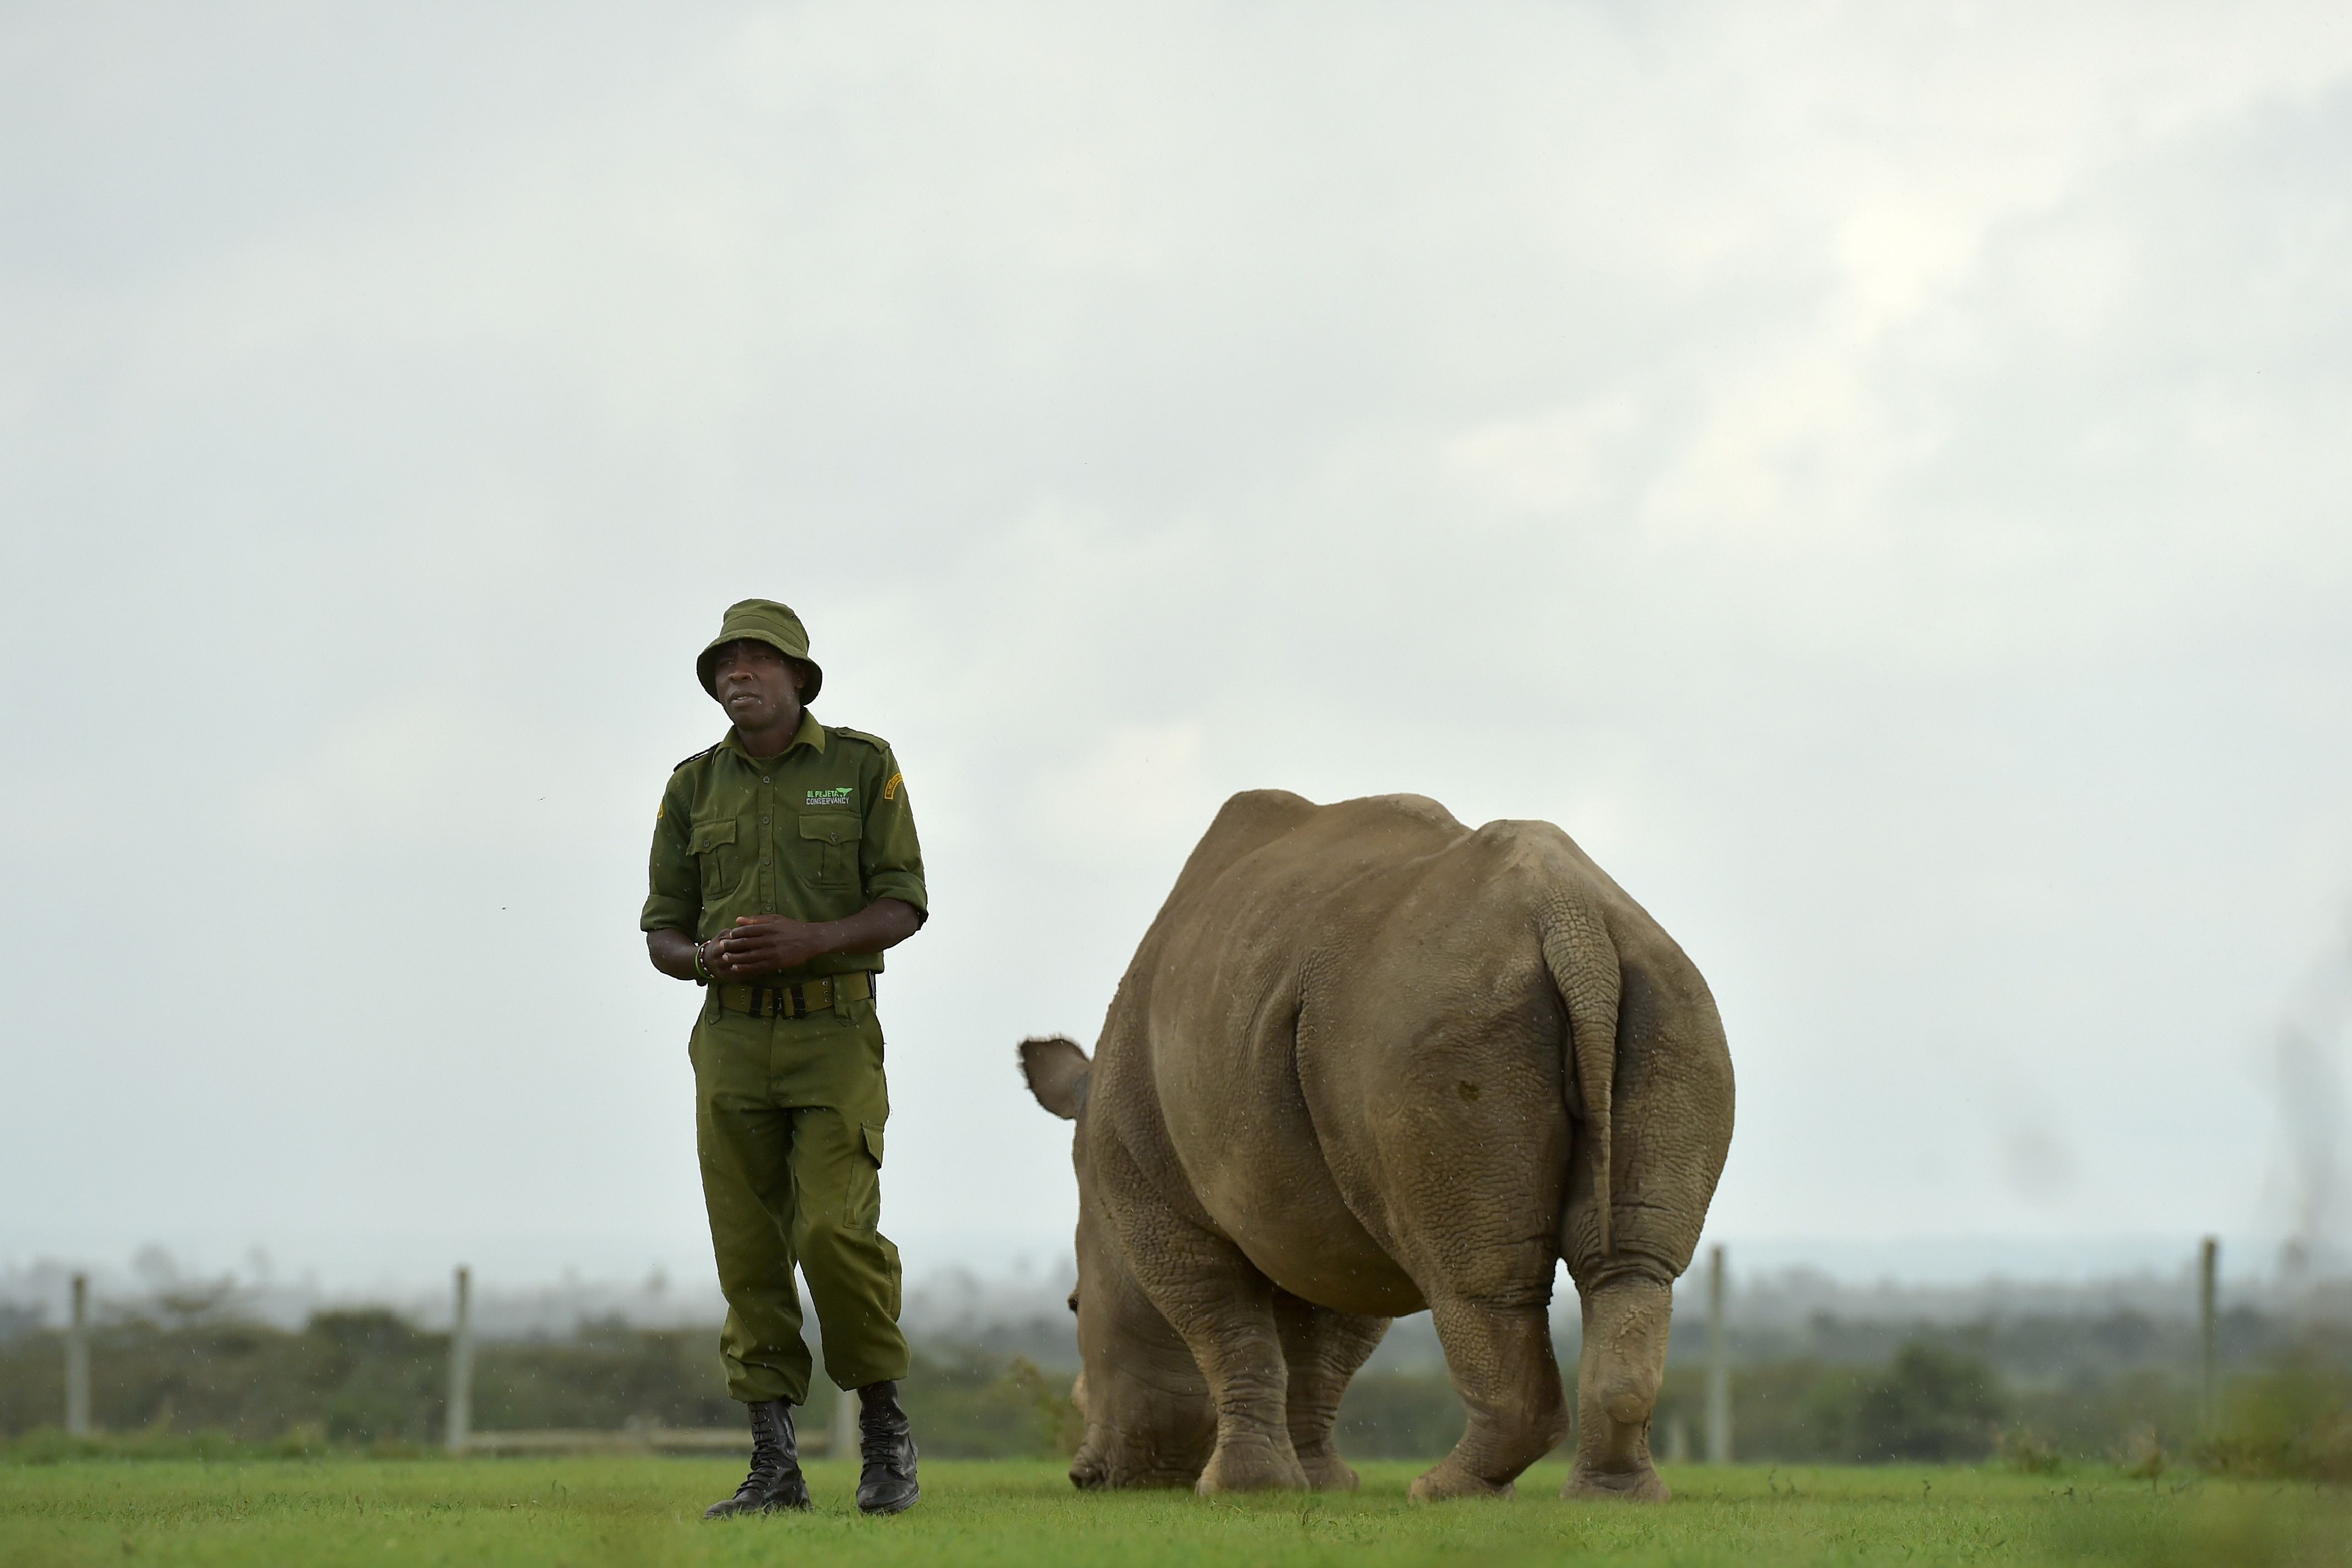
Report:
796,814,859,891
688,818,740,898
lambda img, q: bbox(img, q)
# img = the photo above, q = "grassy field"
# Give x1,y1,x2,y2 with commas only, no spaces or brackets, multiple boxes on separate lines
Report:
2,1456,2344,1567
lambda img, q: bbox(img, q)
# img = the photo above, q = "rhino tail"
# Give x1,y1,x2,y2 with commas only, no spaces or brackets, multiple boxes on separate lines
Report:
1541,909,1621,1257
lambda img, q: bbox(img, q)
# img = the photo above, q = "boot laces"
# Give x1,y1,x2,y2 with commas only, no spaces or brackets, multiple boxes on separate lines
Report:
744,1405,785,1485
861,1417,911,1468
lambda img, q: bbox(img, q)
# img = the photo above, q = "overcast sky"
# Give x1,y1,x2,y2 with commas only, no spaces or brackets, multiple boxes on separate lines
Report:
5,2,2351,1296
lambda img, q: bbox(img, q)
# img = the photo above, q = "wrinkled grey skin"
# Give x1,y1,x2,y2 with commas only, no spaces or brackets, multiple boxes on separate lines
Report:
1021,791,1733,1501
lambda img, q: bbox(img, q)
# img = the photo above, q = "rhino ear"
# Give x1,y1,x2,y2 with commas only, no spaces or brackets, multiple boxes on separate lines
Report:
1020,1035,1091,1120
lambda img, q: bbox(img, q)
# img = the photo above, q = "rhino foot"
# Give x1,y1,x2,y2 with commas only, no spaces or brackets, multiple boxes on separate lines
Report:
1560,1464,1670,1503
1196,1436,1309,1494
1408,1458,1515,1502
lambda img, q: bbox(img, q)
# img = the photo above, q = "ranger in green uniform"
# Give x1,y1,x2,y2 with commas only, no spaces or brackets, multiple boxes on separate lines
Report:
642,599,926,1517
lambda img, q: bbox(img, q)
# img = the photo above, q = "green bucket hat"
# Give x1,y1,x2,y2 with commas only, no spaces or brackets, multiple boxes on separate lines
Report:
697,599,823,704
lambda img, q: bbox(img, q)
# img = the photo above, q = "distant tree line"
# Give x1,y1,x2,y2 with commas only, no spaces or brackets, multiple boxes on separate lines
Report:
0,1304,2343,1478
0,1308,1071,1458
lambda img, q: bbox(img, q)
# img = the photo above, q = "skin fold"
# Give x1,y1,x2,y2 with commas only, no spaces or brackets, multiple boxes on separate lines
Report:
1022,791,1733,1502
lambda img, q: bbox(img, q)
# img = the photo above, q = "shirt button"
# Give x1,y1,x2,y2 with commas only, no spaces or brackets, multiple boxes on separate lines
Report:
762,816,770,823
763,777,771,783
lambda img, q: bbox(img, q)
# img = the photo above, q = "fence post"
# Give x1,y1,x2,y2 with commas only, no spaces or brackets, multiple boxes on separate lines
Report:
446,1266,474,1455
833,1381,858,1462
1704,1245,1731,1464
2198,1236,2219,1436
64,1273,91,1438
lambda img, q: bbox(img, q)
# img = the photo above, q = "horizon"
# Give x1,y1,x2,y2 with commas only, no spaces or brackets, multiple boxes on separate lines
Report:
3,1229,2334,1309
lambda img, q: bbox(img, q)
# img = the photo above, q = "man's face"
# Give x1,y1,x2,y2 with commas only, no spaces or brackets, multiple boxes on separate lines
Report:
709,639,805,730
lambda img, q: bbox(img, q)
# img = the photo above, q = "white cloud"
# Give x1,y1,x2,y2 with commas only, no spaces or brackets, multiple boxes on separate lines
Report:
1446,394,1640,516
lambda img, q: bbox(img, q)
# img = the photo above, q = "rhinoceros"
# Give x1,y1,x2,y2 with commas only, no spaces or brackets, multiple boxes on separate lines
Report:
1019,789,1733,1501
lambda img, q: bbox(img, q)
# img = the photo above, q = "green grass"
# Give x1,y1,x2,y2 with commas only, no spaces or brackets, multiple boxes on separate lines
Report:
2,1457,2345,1567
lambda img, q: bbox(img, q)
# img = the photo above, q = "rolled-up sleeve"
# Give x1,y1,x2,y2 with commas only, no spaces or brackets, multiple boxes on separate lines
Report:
859,746,929,921
640,781,701,934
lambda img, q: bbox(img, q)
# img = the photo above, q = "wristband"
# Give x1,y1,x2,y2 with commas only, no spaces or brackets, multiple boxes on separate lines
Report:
693,941,715,985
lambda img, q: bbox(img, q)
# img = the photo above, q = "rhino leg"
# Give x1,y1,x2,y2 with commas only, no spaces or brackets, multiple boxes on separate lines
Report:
1560,1275,1673,1501
1408,1298,1570,1501
1115,1214,1309,1492
1173,1267,1310,1493
1067,1239,1215,1490
1556,952,1730,1504
1272,1292,1388,1493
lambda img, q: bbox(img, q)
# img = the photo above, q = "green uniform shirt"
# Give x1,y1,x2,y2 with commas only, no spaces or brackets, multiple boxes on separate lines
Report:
641,710,928,982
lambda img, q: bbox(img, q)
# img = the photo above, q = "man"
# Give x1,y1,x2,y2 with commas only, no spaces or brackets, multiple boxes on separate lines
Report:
641,599,926,1517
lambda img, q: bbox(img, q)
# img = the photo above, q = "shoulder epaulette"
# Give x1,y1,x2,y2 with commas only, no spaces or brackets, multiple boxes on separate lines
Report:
671,742,725,773
827,725,893,753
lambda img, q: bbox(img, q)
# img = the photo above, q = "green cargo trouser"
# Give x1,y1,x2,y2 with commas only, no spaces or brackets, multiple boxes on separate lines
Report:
690,988,909,1405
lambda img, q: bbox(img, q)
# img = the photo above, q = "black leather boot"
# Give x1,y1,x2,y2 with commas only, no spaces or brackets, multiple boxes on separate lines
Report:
703,1398,811,1517
854,1380,920,1515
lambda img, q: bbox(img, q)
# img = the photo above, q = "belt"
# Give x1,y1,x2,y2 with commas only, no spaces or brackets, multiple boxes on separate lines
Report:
713,972,875,1019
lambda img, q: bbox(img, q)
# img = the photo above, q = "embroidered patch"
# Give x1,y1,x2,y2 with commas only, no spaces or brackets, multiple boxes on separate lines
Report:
805,785,855,807
882,772,903,801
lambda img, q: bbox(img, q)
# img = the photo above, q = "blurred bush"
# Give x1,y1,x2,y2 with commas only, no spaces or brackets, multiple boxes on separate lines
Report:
902,1345,1075,1457
0,1308,445,1445
1993,1427,2067,1474
2194,1350,2352,1482
1334,1370,1466,1458
0,1315,1082,1458
472,1317,731,1431
1649,1341,2004,1462
1849,1343,2007,1460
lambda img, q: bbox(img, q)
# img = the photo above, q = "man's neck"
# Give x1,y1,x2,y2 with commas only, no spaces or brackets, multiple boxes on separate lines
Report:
737,704,804,760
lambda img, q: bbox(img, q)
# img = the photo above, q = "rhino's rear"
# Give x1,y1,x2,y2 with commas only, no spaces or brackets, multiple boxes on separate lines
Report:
1037,790,1733,1501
